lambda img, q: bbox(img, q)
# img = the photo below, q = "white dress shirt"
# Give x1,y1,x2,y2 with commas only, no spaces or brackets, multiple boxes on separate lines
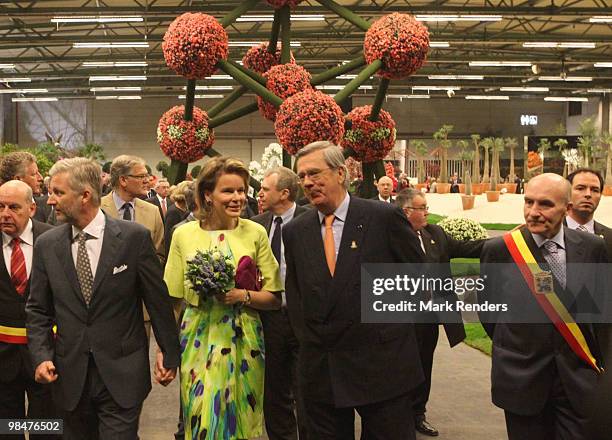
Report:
2,219,34,279
71,209,106,278
565,215,594,234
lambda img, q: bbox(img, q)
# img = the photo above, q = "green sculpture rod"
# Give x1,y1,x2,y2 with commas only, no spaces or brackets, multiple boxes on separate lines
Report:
334,59,381,104
369,77,390,122
167,161,188,185
268,9,282,51
205,147,261,192
362,162,376,198
207,85,247,119
183,79,196,121
219,0,260,28
209,102,259,129
217,60,283,107
317,0,371,31
311,55,366,86
342,147,356,159
373,160,387,180
227,60,267,86
280,5,292,64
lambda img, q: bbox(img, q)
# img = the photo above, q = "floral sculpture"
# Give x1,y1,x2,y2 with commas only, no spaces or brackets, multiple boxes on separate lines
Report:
438,217,488,241
266,0,304,9
258,63,312,121
343,105,396,163
162,13,229,79
157,105,214,163
364,13,430,79
242,43,294,74
274,89,345,155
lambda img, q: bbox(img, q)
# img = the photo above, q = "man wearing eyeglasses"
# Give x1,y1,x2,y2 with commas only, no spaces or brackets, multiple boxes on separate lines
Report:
283,141,425,440
397,188,484,437
100,155,165,338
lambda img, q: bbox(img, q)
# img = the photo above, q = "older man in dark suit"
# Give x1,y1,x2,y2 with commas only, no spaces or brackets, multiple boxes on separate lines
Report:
0,180,56,440
252,167,309,440
283,141,425,439
25,158,180,440
480,173,609,440
565,168,612,440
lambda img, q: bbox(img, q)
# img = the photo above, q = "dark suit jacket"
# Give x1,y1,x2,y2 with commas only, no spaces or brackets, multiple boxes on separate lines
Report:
480,226,608,416
0,220,53,382
594,221,612,259
283,196,425,407
25,214,180,411
251,205,309,236
164,205,189,257
370,195,395,203
33,195,51,224
146,195,174,223
420,224,484,346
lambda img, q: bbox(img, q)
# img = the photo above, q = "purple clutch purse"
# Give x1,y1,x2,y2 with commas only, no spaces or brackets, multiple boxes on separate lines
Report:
235,256,262,291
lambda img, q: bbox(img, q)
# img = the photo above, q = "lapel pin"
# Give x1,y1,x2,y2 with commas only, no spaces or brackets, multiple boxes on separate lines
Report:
357,224,363,230
431,240,436,245
598,234,604,239
351,241,358,249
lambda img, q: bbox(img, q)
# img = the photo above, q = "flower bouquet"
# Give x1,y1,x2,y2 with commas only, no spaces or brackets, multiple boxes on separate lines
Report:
186,249,235,300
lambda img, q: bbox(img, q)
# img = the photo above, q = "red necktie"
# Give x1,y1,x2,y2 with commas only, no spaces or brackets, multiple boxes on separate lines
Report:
10,238,27,296
161,198,167,217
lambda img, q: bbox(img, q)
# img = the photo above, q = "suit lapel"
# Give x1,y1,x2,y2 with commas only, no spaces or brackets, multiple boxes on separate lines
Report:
101,193,119,218
54,224,86,305
420,227,438,263
301,209,332,284
91,216,121,298
263,212,273,235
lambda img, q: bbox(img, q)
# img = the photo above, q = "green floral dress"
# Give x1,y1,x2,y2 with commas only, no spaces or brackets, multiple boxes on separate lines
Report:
164,220,282,440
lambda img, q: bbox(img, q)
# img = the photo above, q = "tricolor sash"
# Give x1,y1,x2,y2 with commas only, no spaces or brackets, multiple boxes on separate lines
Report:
503,229,602,373
0,325,27,344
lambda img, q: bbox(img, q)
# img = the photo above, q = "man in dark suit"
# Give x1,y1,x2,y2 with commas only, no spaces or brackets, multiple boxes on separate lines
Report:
565,168,612,440
371,175,395,203
252,167,309,440
480,173,609,440
449,173,462,193
396,188,484,437
0,180,57,440
283,141,425,439
25,158,180,440
146,178,173,223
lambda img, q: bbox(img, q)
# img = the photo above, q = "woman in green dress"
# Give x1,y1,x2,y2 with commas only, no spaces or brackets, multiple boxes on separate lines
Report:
164,157,282,439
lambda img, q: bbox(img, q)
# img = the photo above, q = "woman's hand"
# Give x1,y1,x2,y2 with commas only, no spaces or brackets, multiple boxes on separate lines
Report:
215,288,248,305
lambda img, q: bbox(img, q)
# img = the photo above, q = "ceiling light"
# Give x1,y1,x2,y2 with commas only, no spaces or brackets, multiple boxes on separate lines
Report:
387,94,430,99
95,95,141,100
469,61,532,67
587,88,612,93
416,15,502,22
465,95,510,100
0,88,48,94
523,42,596,48
52,16,143,23
544,97,588,102
192,85,234,91
89,75,147,81
210,75,233,80
0,78,31,83
83,61,148,67
0,64,15,69
589,16,612,23
428,75,484,80
594,62,612,68
538,76,592,82
412,86,461,91
316,85,373,90
178,95,224,99
229,41,301,47
12,97,58,102
236,14,325,22
430,42,450,48
90,86,142,92
500,87,549,92
74,42,149,48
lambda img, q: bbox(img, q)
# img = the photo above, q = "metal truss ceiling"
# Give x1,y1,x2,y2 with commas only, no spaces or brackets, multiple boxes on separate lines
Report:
0,1,610,100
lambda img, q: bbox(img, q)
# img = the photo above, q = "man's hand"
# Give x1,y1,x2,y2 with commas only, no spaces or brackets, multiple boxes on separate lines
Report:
35,361,58,384
154,350,177,386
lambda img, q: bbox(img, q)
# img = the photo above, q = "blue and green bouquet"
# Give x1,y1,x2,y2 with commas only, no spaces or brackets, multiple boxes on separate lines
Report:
186,248,235,300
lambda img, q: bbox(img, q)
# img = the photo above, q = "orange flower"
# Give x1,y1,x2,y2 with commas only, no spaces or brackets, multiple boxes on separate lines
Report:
258,63,312,121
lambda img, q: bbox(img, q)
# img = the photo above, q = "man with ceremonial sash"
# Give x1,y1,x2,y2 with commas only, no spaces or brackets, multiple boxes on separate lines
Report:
480,173,609,440
0,180,56,439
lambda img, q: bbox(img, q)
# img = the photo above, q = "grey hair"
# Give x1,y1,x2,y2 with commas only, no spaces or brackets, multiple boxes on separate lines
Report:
49,157,102,206
0,151,36,185
395,188,425,208
110,155,146,189
156,178,169,188
295,141,349,189
264,166,300,202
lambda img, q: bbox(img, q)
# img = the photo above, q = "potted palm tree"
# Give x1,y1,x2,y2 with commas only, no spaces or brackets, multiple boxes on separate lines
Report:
553,138,569,176
433,125,453,193
481,136,493,186
537,138,551,171
457,139,470,193
461,169,475,209
486,173,501,202
504,137,519,192
603,132,612,196
410,139,429,190
471,134,483,194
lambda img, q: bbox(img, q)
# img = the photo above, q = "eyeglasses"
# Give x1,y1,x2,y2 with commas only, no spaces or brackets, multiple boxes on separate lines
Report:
126,174,149,180
404,206,429,212
297,167,332,183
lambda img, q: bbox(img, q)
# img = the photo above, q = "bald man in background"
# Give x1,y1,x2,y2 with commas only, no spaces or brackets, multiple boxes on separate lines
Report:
372,176,395,203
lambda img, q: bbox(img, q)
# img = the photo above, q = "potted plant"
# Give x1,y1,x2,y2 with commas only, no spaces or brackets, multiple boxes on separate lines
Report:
481,137,493,186
486,172,500,202
410,139,429,189
433,125,453,194
471,134,483,194
490,137,505,190
553,138,569,176
603,132,612,196
461,169,476,210
504,137,519,192
537,138,551,171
